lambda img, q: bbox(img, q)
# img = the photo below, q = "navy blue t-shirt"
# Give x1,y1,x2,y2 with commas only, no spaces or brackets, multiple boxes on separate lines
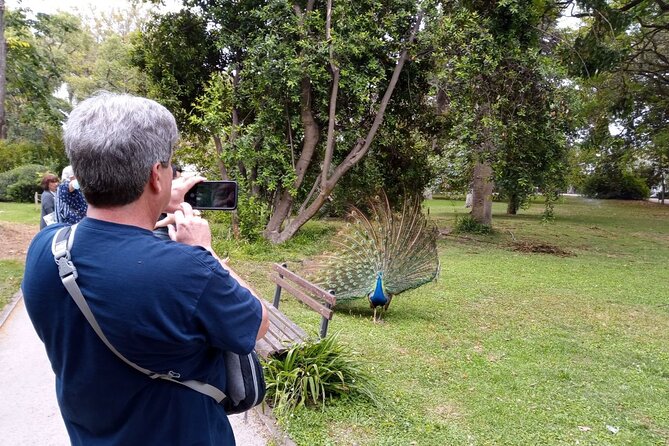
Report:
22,218,262,445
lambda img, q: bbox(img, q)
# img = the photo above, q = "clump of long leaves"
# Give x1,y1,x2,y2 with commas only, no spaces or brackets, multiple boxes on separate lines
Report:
263,333,378,413
454,214,493,234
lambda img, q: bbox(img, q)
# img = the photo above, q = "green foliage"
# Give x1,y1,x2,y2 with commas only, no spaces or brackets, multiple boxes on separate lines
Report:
236,194,271,241
0,164,49,202
453,214,493,235
5,10,80,140
582,169,650,200
63,2,155,101
65,33,150,100
564,1,669,200
134,1,433,241
131,10,221,132
263,334,378,414
0,138,67,173
427,2,572,222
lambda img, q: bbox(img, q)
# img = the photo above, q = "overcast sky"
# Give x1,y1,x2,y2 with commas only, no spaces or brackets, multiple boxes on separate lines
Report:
6,0,181,15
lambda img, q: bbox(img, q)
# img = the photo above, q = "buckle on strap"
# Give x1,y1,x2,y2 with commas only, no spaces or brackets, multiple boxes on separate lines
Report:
56,256,78,280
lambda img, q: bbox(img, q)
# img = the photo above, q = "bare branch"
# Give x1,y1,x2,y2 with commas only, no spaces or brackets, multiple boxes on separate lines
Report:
328,10,425,188
322,0,339,189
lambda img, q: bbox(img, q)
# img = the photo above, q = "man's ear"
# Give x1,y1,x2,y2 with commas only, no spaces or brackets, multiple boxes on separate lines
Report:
149,162,163,193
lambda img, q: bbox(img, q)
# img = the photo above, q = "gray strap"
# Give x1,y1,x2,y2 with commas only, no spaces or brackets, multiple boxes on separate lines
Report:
52,226,226,403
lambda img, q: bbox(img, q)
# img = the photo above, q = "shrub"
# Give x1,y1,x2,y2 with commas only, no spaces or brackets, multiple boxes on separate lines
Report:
454,215,493,234
0,138,67,173
582,170,650,200
263,334,378,413
0,164,49,202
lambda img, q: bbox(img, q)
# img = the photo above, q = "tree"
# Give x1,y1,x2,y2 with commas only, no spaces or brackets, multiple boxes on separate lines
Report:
135,1,433,243
564,0,669,201
3,10,91,138
428,1,571,225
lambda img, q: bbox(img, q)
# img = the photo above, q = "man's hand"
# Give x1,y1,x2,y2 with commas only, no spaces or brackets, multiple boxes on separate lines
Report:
154,213,175,229
165,175,205,213
168,202,212,249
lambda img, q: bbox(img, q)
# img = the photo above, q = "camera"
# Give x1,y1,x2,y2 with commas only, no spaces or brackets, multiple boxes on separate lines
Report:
185,181,238,211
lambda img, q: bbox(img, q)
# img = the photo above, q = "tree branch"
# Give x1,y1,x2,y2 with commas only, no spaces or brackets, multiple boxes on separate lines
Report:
322,0,339,189
327,10,425,188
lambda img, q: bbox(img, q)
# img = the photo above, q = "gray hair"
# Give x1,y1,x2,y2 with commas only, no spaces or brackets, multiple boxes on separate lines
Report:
63,92,178,207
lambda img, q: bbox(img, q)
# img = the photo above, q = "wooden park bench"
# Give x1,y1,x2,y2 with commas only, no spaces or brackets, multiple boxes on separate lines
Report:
255,263,337,358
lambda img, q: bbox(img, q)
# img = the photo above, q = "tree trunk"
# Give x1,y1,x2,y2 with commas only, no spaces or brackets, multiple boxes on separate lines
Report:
263,75,321,241
507,193,518,214
470,161,493,226
212,135,229,180
0,0,7,139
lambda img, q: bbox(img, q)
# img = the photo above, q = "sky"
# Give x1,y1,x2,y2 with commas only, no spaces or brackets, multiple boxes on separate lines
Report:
9,0,582,29
5,0,181,15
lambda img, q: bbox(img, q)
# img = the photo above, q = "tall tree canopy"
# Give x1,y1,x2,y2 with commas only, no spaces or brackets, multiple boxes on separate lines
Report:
564,0,669,199
135,0,434,242
428,0,573,224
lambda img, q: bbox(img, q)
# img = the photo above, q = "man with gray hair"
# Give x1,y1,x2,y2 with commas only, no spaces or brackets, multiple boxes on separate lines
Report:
22,93,269,445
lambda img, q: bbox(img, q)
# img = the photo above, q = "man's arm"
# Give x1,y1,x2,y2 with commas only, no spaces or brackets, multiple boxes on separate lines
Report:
218,260,270,341
169,201,270,341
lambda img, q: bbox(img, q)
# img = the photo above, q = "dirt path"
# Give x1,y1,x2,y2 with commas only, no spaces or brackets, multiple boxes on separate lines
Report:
0,222,37,261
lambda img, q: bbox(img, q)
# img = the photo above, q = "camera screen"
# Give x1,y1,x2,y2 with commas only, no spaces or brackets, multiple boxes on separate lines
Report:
186,181,238,210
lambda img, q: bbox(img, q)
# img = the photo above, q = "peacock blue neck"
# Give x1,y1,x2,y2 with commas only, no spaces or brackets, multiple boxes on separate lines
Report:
369,273,388,307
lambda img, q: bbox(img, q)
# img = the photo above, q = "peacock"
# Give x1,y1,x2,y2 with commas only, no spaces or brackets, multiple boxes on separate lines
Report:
307,192,440,321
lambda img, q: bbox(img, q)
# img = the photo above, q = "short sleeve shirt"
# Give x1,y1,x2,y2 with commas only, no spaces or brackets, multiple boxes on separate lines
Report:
22,218,263,445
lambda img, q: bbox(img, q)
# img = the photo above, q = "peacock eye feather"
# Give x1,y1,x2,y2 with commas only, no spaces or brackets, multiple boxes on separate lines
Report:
306,191,439,313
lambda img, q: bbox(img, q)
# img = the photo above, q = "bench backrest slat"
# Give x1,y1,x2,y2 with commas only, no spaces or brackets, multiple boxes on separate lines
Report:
272,263,336,305
271,274,334,320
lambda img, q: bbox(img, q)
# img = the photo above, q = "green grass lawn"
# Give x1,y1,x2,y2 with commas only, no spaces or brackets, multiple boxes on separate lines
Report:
226,196,669,445
0,201,41,225
0,260,23,310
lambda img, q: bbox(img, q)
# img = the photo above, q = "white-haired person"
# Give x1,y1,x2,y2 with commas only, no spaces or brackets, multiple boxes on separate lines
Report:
56,164,88,225
22,93,269,445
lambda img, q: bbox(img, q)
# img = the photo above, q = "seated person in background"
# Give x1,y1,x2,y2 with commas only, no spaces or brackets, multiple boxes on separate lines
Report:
39,173,59,229
56,166,87,225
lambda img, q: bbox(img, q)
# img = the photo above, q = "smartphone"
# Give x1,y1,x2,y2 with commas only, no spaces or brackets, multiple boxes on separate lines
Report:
185,181,238,210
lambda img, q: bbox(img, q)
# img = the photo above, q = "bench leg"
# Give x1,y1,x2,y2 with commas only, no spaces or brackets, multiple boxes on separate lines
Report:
319,302,332,338
319,317,330,339
272,285,282,309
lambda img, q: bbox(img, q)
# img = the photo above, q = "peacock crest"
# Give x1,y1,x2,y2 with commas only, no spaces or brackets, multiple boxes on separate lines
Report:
307,192,440,320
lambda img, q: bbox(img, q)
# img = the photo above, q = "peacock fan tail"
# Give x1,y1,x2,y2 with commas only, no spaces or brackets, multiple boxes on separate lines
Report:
306,192,440,307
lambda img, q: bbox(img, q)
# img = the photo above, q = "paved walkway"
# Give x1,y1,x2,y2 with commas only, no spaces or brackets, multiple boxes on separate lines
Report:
0,295,273,445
